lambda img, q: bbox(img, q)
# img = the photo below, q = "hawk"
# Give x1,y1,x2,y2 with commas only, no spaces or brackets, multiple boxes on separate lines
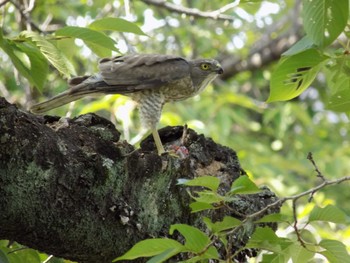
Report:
30,54,223,154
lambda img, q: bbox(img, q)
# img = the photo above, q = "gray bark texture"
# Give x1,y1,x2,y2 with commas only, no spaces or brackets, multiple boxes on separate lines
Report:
0,97,280,262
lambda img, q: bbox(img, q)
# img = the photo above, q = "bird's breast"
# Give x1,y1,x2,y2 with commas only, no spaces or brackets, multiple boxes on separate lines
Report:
161,76,195,102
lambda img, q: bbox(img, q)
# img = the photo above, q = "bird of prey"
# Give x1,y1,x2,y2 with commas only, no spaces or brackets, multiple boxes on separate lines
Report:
30,54,223,154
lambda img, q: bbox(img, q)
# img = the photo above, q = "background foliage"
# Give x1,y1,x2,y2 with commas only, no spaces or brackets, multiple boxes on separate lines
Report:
0,0,350,262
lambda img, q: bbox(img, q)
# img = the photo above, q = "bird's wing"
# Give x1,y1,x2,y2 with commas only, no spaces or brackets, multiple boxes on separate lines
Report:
98,54,190,91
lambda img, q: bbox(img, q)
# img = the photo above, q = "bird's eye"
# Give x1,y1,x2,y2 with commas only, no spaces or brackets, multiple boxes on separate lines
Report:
200,63,210,70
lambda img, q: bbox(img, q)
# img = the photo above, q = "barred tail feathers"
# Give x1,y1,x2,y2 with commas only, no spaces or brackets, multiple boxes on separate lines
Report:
30,90,86,114
30,74,136,114
30,75,102,114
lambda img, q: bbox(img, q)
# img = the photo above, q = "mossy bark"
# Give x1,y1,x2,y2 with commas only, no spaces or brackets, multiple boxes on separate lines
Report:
0,97,280,262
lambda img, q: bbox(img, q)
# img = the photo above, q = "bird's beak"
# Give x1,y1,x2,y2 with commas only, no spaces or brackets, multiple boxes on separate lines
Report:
216,67,224,74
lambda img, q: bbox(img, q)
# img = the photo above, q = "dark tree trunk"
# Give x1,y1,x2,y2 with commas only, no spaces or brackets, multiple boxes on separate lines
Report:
0,97,279,262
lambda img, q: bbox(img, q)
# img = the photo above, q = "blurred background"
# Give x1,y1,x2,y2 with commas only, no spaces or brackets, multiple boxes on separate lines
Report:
1,0,349,262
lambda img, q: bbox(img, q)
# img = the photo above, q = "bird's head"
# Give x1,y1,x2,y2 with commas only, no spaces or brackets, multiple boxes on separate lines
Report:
189,58,223,93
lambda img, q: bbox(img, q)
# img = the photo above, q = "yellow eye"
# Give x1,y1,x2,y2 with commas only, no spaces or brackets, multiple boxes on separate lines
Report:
200,63,210,70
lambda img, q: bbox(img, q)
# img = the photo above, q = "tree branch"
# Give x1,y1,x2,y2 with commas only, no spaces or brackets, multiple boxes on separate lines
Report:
219,0,302,80
243,163,350,222
0,97,279,262
0,0,10,8
307,152,326,182
219,26,303,80
140,0,238,22
9,0,44,33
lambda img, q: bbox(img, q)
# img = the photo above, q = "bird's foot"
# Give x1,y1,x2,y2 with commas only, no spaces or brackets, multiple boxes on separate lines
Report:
167,145,189,159
46,117,70,131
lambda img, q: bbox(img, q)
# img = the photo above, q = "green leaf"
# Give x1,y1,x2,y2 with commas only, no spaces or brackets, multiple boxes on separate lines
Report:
0,31,36,86
302,0,349,47
192,191,224,204
85,41,113,58
282,36,316,56
219,235,228,248
19,30,75,77
181,246,219,262
189,201,214,213
16,249,41,263
0,249,9,263
247,227,281,244
261,253,288,263
113,238,185,261
146,248,182,263
169,224,210,253
16,42,49,90
178,176,220,191
246,227,291,253
1,246,42,263
55,26,119,55
309,204,348,224
230,175,260,194
202,217,214,231
319,239,350,263
268,49,327,102
211,216,241,233
202,246,219,259
327,79,350,112
89,17,146,35
0,32,48,90
289,243,314,263
260,243,314,263
255,213,290,223
299,229,317,244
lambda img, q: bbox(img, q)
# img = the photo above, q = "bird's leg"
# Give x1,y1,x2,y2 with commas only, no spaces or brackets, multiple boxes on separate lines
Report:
136,92,165,155
181,124,188,145
152,128,165,155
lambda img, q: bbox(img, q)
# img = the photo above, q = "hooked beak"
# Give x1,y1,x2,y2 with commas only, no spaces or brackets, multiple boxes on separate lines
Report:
216,67,224,74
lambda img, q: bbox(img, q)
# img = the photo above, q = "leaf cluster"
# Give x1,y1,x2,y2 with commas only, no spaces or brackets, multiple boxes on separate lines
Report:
114,175,350,262
268,0,350,113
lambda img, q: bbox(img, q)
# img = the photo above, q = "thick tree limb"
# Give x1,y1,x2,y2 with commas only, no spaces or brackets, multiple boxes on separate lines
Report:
0,97,279,262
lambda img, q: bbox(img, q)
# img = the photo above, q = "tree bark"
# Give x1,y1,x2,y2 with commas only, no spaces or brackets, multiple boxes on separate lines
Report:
0,97,280,262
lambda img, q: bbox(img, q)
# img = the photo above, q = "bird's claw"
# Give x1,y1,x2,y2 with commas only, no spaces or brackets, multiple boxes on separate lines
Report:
167,145,189,159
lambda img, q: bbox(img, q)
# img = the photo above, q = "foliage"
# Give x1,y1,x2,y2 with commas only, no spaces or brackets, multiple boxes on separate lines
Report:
114,175,350,262
0,240,66,263
1,0,350,262
0,17,145,89
268,0,350,113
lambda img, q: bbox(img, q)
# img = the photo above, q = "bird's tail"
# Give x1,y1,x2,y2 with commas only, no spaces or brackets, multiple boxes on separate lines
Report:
30,75,105,114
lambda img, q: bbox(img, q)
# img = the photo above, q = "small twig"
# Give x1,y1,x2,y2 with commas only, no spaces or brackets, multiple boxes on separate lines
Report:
9,0,44,33
307,152,325,181
22,0,35,14
292,199,306,247
197,235,217,257
240,174,350,225
222,174,350,259
189,153,349,261
141,0,238,22
307,152,326,202
0,0,10,8
216,153,350,242
213,2,240,15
